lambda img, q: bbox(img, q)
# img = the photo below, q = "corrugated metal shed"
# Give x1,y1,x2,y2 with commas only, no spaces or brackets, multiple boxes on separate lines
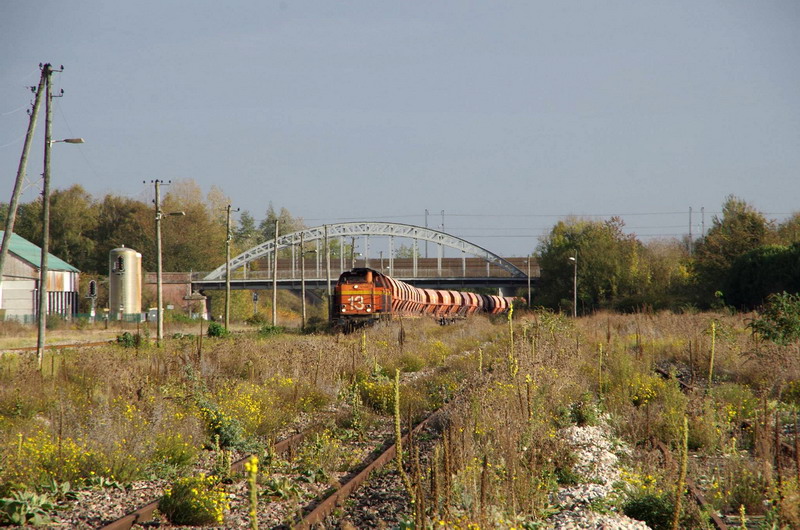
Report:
0,231,79,272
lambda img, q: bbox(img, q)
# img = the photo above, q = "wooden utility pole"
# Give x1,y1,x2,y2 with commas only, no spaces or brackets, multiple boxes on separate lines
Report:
272,219,279,326
155,180,164,346
0,67,47,293
36,64,54,368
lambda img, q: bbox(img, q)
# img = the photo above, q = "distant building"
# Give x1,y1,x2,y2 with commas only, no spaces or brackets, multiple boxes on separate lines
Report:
0,231,80,322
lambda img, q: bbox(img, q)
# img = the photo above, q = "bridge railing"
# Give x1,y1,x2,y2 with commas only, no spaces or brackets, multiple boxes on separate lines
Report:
191,264,532,282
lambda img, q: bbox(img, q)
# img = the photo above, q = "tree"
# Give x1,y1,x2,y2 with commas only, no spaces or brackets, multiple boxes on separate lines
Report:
394,243,419,258
725,243,800,309
161,180,227,272
692,196,775,303
777,212,800,245
258,202,305,241
90,194,153,273
535,217,644,313
13,185,99,272
233,210,260,250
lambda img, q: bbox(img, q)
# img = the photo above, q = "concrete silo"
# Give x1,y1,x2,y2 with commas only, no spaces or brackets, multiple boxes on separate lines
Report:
109,247,142,319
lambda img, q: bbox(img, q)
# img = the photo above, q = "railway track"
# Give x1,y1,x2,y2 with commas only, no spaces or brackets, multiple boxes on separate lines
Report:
652,438,729,530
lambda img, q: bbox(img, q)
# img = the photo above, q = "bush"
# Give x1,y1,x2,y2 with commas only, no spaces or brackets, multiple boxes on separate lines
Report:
198,400,243,449
158,474,229,526
207,322,230,338
258,324,283,337
623,492,674,530
749,291,800,346
116,331,141,348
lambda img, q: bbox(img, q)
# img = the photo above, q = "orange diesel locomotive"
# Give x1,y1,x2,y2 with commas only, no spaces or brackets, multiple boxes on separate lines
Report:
332,268,515,327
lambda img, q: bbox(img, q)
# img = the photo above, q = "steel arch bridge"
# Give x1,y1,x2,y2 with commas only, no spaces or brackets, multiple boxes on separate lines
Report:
203,222,526,280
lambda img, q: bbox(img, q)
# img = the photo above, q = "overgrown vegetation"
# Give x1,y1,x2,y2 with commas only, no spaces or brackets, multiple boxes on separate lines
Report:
2,307,799,527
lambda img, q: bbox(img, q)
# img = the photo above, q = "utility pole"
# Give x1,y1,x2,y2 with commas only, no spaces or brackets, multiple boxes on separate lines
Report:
272,219,279,326
688,207,693,254
0,66,47,295
527,256,532,309
300,232,316,330
150,179,184,346
36,64,55,368
155,179,164,346
224,204,239,330
701,206,705,238
324,225,331,319
424,209,429,258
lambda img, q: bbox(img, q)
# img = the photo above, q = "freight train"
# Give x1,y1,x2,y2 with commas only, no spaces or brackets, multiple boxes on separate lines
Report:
331,267,516,328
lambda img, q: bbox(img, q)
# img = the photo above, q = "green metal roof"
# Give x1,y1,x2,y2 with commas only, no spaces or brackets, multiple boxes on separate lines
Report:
0,231,80,272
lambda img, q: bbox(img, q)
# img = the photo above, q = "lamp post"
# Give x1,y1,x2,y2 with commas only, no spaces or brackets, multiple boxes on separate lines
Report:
153,179,185,346
300,232,317,330
568,252,577,318
35,70,84,366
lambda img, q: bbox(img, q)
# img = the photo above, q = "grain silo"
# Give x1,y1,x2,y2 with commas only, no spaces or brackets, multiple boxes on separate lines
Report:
108,247,142,319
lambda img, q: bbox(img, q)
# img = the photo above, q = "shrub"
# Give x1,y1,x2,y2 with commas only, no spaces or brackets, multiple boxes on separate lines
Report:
158,474,229,526
198,400,244,449
207,322,230,338
623,492,674,530
258,324,283,337
116,331,141,347
748,291,800,346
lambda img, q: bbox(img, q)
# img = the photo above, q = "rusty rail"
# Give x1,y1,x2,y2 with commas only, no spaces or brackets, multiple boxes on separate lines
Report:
100,430,308,530
294,409,443,529
653,438,728,530
1,340,114,353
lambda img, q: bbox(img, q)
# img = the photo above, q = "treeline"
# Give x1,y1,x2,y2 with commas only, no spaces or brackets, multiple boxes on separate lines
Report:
0,180,305,276
534,195,800,312
3,185,797,313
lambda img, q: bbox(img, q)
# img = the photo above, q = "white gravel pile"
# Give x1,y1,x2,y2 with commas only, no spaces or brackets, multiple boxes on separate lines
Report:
546,424,650,530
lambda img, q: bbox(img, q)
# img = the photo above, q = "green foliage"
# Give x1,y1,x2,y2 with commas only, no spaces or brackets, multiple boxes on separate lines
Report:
198,400,244,449
207,322,230,338
158,474,229,526
725,243,800,309
258,324,284,337
116,331,141,347
262,476,300,499
693,196,775,304
568,393,599,426
0,490,54,526
622,492,675,530
40,478,78,502
535,217,647,312
748,291,800,346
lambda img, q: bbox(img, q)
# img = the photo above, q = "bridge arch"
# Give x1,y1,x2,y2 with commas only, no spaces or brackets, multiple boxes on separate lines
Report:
203,222,526,280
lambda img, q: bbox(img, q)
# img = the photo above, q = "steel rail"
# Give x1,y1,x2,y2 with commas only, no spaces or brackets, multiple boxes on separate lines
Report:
653,438,728,530
294,408,444,529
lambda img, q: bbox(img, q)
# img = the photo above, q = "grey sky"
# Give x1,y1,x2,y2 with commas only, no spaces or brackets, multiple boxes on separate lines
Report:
1,1,798,257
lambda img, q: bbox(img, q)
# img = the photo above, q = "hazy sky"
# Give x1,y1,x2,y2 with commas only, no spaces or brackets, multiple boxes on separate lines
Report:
1,1,799,257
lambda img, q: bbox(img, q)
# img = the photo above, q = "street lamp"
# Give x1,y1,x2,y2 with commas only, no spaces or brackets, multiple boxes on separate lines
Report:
568,252,577,318
36,130,85,365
